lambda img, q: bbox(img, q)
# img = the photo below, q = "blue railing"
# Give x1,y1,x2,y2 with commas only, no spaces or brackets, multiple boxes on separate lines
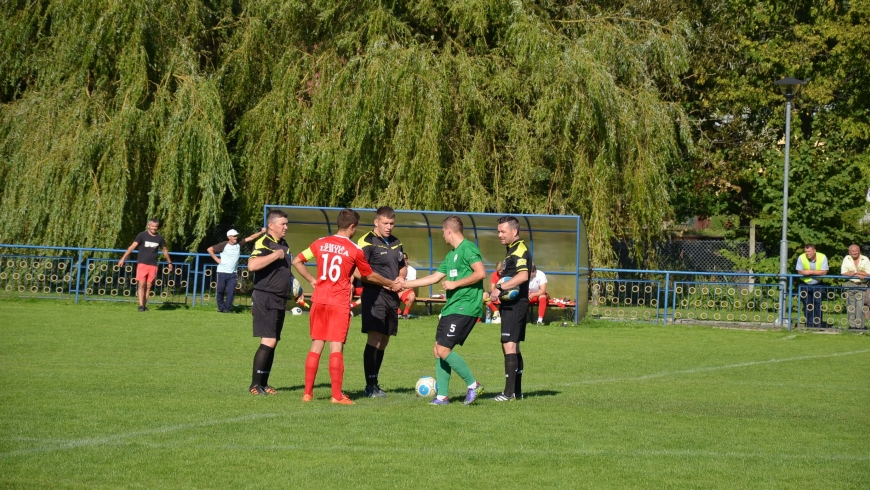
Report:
590,269,868,330
2,245,867,330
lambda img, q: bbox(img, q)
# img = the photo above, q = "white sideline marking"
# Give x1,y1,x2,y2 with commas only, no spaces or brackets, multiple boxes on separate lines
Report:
0,413,279,458
134,441,870,462
567,349,870,386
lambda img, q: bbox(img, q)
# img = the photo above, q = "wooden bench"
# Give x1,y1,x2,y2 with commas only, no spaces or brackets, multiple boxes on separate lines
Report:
417,296,447,315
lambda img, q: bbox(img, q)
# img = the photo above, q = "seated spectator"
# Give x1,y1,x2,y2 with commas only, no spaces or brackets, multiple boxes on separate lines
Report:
398,253,417,319
483,262,502,323
528,263,549,325
840,244,870,329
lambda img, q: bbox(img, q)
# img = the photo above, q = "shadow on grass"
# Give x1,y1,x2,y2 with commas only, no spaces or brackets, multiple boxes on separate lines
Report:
151,303,188,311
521,390,560,398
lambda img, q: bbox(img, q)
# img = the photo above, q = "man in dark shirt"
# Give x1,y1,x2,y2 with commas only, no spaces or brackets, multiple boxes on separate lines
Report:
118,219,173,312
491,215,531,401
356,206,407,398
245,210,294,395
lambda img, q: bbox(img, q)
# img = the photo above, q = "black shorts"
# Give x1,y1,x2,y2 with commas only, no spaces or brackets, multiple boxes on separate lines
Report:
361,300,399,336
499,299,528,343
436,314,478,349
252,290,287,340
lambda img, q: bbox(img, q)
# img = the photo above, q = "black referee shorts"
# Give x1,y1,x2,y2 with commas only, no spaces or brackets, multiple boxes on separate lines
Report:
361,300,399,336
251,290,287,340
499,299,528,343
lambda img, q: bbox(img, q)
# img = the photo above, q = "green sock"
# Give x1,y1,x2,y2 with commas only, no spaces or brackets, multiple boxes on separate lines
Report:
445,352,476,387
435,358,452,397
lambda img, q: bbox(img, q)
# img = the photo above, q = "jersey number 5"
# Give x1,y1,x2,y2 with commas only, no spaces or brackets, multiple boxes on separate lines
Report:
319,254,343,282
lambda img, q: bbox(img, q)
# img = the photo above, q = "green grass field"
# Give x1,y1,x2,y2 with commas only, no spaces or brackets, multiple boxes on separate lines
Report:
1,300,868,489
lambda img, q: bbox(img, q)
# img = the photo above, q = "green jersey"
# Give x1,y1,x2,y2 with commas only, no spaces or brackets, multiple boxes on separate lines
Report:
437,239,484,318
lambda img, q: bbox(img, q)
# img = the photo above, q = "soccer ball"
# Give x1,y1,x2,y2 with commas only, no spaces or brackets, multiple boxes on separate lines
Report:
291,277,303,299
497,276,519,301
415,376,437,397
290,306,303,315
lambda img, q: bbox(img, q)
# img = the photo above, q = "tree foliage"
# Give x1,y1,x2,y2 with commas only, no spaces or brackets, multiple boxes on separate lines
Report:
1,0,692,266
5,0,863,268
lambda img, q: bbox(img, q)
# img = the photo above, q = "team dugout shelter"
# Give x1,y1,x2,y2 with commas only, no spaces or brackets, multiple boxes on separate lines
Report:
265,206,589,323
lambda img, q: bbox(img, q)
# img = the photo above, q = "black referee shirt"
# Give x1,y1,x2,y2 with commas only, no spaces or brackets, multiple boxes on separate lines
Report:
249,234,294,299
500,239,531,302
357,231,405,307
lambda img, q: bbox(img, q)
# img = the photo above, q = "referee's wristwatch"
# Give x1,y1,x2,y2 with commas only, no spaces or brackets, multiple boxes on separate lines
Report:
495,283,503,291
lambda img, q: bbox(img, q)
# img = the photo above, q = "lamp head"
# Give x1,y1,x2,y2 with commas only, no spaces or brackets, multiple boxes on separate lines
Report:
774,77,805,100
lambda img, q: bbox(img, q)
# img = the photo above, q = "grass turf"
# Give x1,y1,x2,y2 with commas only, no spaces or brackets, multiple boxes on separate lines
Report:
1,300,868,489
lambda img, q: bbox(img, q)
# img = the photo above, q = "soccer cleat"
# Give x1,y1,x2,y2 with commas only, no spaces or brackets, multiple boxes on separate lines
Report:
430,397,450,406
402,314,410,320
493,392,516,402
301,393,313,402
249,385,267,396
330,394,354,405
138,306,145,312
262,386,278,395
536,319,544,325
364,385,388,398
463,382,484,405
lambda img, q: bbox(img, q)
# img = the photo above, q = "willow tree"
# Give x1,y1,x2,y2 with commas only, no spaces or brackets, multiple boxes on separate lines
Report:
0,1,234,249
2,0,693,266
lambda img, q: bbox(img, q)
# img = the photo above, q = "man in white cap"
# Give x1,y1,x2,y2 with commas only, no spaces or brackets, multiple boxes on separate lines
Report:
207,227,266,313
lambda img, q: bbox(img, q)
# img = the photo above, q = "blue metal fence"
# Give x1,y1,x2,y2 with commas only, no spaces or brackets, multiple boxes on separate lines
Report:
2,244,867,330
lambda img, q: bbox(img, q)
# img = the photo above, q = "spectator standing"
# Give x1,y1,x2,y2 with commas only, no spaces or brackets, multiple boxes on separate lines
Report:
796,244,828,327
118,219,173,312
207,228,266,313
840,244,870,329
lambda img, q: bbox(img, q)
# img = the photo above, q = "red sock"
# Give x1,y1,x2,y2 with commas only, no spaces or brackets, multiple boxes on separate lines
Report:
537,296,548,320
328,352,344,400
304,352,321,396
403,306,411,315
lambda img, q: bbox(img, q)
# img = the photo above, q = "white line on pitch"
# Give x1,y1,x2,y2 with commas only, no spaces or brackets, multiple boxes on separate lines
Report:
133,441,870,462
0,413,280,458
565,349,870,385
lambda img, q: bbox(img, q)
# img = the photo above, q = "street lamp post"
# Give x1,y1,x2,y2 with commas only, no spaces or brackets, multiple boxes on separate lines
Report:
773,77,805,329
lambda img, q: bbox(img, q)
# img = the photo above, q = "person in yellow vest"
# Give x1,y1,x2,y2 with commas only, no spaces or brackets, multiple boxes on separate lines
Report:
840,244,870,329
795,244,828,327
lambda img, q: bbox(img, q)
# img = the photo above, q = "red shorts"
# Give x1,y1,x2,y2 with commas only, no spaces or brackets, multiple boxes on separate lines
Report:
400,289,414,303
136,264,158,283
309,303,351,343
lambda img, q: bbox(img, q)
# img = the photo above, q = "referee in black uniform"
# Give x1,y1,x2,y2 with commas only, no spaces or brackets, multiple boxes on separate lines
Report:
357,206,407,398
246,210,294,395
492,215,531,401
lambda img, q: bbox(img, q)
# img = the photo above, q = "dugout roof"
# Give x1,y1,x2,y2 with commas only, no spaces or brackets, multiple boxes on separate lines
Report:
263,205,589,321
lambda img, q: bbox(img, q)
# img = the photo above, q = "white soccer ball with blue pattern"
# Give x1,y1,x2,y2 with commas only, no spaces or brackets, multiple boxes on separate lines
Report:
497,276,519,301
415,376,437,397
290,307,303,316
291,277,303,299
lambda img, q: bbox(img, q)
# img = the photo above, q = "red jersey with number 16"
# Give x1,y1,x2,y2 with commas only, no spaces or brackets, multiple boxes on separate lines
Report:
297,235,373,307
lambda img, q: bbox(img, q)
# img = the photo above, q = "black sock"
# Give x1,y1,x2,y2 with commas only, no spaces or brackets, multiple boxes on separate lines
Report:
363,344,378,387
251,344,272,387
504,353,518,397
515,352,524,397
374,348,386,384
261,346,276,387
